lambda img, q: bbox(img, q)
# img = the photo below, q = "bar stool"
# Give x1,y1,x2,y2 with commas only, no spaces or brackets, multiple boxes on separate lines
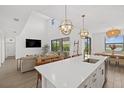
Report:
36,56,42,88
115,56,119,66
36,72,42,88
107,56,111,64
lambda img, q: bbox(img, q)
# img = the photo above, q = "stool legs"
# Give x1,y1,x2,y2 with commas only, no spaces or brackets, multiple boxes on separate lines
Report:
36,73,42,88
115,56,119,66
115,60,119,66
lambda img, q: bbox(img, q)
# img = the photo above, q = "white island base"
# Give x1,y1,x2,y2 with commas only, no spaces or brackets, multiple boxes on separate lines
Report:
35,56,107,88
42,76,56,88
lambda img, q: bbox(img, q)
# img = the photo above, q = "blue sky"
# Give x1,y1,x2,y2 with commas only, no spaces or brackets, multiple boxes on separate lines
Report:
106,36,123,43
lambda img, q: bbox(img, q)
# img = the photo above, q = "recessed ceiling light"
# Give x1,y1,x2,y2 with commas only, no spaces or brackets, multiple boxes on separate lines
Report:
13,18,19,22
13,31,16,33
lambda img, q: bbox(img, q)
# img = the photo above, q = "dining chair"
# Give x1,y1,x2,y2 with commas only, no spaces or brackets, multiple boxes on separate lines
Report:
115,56,119,65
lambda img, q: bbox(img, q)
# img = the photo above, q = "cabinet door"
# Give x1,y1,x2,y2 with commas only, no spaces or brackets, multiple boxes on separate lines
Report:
90,70,97,88
79,62,105,88
96,62,105,88
78,77,90,88
97,66,102,87
101,62,105,86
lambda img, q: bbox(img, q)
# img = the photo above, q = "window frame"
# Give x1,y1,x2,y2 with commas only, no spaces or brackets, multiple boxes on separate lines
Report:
105,35,124,52
51,37,70,52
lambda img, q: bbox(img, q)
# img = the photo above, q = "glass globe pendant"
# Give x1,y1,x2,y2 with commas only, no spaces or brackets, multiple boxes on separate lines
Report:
80,29,89,39
80,15,89,39
59,5,73,35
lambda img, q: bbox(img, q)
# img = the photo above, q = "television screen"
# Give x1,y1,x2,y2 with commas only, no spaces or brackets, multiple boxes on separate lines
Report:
26,39,41,48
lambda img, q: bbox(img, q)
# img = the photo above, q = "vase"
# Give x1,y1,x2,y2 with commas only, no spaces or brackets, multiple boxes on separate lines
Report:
112,50,114,55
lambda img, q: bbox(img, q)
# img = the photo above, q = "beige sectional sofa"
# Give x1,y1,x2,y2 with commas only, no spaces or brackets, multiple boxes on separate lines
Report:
20,56,36,72
18,52,71,73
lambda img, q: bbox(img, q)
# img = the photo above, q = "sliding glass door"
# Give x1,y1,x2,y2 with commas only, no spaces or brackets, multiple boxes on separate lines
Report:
51,37,70,52
84,37,91,59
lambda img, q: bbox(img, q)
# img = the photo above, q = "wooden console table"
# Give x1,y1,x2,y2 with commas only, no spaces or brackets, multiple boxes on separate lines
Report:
95,52,124,65
36,55,64,66
94,52,124,59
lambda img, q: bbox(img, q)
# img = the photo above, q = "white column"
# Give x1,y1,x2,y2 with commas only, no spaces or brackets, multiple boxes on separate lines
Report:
0,35,5,64
0,34,2,66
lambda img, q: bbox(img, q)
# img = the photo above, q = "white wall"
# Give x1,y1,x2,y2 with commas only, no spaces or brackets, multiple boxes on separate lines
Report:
48,19,83,56
5,37,15,58
92,32,106,54
0,34,2,66
16,11,49,59
1,35,5,63
0,32,5,66
16,11,87,59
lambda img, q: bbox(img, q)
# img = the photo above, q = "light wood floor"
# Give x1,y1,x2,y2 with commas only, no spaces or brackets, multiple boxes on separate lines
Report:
0,57,124,88
104,59,124,88
0,57,37,88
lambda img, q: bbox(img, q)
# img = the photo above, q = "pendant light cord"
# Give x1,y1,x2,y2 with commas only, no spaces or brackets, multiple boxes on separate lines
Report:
65,5,67,19
82,15,85,31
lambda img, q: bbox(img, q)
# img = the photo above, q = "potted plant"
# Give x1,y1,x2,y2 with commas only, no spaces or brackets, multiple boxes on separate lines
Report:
42,44,50,56
109,44,116,55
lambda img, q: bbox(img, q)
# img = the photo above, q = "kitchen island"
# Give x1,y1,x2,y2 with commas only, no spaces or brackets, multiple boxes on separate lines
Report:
35,55,107,88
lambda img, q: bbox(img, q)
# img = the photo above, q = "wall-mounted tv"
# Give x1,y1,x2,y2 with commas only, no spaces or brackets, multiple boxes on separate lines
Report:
26,39,41,48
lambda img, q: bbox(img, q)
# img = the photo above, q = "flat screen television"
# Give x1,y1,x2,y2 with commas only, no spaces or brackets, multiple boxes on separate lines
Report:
26,39,41,48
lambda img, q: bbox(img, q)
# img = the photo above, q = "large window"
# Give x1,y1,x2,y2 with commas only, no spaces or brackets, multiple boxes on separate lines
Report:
51,37,70,52
105,36,124,51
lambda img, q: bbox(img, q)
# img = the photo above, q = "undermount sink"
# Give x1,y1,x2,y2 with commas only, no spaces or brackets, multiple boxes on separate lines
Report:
83,58,99,64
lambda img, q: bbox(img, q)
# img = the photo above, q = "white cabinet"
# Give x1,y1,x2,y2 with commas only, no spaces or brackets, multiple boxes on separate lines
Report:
78,62,105,88
78,76,90,88
96,62,105,88
90,70,97,88
101,62,105,86
79,70,97,88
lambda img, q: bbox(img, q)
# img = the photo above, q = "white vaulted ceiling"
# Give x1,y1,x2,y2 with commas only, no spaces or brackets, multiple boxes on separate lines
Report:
0,5,124,37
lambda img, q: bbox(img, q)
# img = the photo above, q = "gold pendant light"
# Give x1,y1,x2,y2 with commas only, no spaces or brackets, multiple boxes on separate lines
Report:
59,5,73,35
80,15,89,39
106,28,121,37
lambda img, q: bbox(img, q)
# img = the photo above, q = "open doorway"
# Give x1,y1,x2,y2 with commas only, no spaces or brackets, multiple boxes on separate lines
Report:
0,34,2,66
5,37,16,59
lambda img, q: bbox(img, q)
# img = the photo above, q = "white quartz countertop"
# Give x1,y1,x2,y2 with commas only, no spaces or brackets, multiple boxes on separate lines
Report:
35,55,107,88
